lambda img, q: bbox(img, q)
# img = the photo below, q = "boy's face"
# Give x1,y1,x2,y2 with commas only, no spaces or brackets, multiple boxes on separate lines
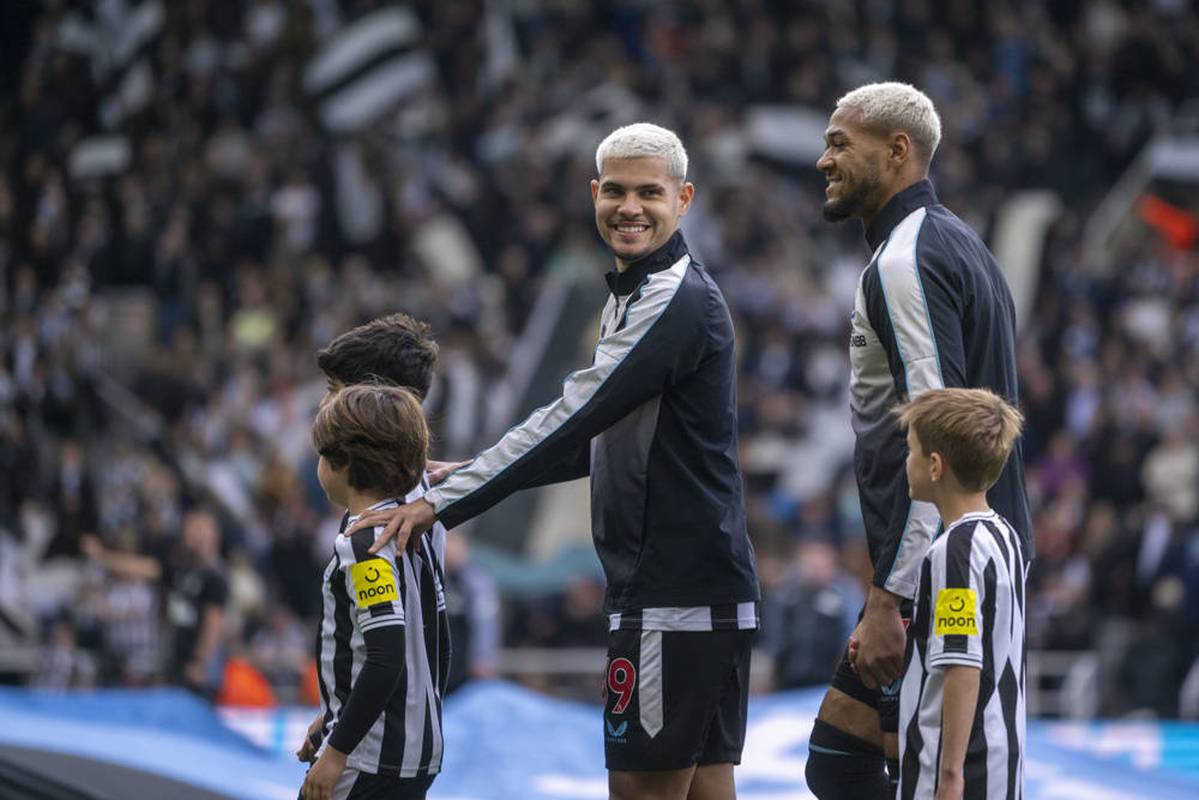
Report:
905,427,936,502
317,454,349,508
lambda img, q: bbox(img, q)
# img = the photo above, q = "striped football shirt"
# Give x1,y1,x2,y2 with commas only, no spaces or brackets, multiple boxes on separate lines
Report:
899,510,1027,800
315,480,451,778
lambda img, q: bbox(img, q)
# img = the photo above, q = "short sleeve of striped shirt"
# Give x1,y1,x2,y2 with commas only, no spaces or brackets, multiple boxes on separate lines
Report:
926,525,984,669
337,529,406,634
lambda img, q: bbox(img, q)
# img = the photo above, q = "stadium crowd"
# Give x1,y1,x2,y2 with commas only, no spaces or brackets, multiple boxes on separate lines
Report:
2,0,1199,715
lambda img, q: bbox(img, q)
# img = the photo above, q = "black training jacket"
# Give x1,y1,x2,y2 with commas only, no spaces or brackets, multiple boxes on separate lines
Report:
425,232,760,626
848,179,1033,599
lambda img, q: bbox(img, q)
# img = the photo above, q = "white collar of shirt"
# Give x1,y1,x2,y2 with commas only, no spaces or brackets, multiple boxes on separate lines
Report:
346,498,399,528
942,509,998,536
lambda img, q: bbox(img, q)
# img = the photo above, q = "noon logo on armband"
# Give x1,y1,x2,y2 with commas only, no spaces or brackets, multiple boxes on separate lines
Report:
350,559,398,607
934,588,978,636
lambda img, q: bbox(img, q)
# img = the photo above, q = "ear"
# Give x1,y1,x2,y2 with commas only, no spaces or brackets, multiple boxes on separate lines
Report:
888,131,913,168
677,181,695,216
590,179,600,204
928,451,944,483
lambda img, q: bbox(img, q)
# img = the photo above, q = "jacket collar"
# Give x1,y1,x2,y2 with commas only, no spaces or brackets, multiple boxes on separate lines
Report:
865,179,938,251
605,230,689,296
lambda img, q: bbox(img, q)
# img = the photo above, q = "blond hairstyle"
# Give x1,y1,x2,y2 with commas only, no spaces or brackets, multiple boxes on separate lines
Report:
836,82,942,161
312,384,429,497
595,123,688,182
895,388,1023,492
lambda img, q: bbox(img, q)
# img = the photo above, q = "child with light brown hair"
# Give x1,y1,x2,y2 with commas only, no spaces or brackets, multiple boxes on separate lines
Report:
299,383,449,800
890,388,1027,800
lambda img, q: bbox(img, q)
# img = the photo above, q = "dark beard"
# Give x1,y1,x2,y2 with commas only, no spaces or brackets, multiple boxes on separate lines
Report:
821,195,858,222
821,163,880,222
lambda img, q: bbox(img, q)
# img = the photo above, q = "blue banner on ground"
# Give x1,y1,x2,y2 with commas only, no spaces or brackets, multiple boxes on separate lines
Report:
3,683,1199,799
0,687,303,800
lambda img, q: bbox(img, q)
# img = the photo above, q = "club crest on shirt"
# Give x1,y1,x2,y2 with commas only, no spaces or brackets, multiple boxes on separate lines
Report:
350,558,398,607
934,588,978,636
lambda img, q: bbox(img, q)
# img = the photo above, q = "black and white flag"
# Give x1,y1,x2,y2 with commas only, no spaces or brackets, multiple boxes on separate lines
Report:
303,6,438,134
56,0,165,130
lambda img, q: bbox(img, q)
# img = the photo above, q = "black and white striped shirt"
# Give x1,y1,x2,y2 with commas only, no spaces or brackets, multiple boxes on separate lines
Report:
899,510,1027,800
314,486,451,777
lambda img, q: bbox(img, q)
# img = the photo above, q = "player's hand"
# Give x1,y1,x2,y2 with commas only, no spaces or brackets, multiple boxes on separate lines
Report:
427,459,470,485
847,634,860,672
854,588,906,689
344,498,437,554
296,713,324,763
934,771,964,800
301,746,347,800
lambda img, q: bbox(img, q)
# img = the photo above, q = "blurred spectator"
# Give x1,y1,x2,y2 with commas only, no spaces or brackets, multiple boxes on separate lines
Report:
762,538,863,690
43,439,97,560
247,606,309,703
164,511,230,699
35,615,98,691
1142,420,1199,524
509,577,609,651
443,533,500,693
95,529,161,686
225,548,267,642
84,510,230,700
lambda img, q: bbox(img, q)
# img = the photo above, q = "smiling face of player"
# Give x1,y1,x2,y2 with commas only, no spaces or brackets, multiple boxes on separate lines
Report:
816,105,889,224
591,156,694,271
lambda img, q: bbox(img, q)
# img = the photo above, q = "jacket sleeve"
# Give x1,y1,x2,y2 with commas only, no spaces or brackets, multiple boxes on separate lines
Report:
425,264,704,529
522,441,592,488
863,224,967,598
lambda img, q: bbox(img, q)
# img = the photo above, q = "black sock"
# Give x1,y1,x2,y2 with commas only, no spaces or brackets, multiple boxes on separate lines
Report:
805,719,891,799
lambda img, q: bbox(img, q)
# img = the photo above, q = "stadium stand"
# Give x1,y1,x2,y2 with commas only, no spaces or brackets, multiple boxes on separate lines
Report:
2,0,1199,722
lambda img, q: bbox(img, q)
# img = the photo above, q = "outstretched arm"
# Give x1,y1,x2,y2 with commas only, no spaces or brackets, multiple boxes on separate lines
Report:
349,265,704,550
424,273,702,531
81,535,161,581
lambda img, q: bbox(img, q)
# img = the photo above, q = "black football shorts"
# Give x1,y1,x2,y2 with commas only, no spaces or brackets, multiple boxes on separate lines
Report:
603,628,753,772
